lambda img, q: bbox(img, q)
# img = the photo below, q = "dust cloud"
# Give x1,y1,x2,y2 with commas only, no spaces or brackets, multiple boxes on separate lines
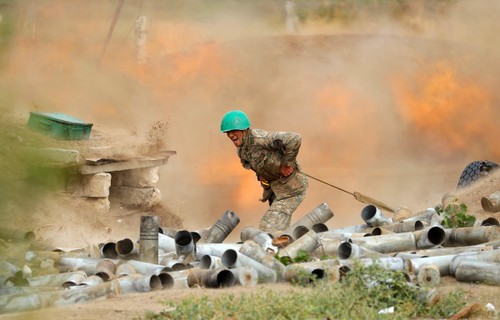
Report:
1,1,498,241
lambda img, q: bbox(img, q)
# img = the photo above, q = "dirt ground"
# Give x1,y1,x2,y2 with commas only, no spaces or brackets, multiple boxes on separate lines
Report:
1,169,498,320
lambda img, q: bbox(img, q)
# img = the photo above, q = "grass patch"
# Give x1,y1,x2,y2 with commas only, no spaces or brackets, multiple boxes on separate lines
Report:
138,262,467,319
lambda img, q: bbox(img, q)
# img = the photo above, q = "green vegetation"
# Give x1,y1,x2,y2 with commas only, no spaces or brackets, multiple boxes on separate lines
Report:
435,202,476,228
139,262,467,320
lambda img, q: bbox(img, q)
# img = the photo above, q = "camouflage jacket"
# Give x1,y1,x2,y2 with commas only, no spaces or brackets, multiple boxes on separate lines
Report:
237,128,308,201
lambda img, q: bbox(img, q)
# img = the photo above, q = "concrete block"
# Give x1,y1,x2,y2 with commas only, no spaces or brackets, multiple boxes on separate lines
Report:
112,166,159,188
81,173,111,198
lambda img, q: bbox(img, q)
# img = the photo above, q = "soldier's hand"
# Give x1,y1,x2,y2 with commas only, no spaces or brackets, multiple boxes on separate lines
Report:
280,165,294,177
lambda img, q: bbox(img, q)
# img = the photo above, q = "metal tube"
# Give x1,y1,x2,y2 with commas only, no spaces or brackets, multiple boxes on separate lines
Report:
278,230,318,260
477,217,499,227
221,249,277,283
59,257,102,275
174,230,196,262
349,232,417,253
139,215,159,264
406,254,458,276
340,257,406,271
283,260,344,283
116,238,139,259
229,266,258,286
240,226,277,253
239,240,286,281
361,205,393,227
79,275,104,286
449,249,500,275
416,264,441,287
115,262,137,278
275,202,334,240
195,243,242,259
443,226,500,247
338,242,389,259
186,268,235,288
374,220,425,233
158,233,176,253
454,260,500,284
95,259,116,281
26,271,87,287
100,242,118,259
401,208,437,224
312,223,329,233
125,259,170,275
414,226,446,249
197,210,240,244
199,255,223,269
393,206,413,222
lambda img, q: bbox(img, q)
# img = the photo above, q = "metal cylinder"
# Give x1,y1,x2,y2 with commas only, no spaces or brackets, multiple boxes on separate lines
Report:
406,254,457,276
449,249,500,275
158,272,175,289
481,191,500,213
312,223,329,233
361,205,393,227
240,226,277,253
454,260,500,285
292,225,310,240
221,249,277,283
414,226,446,249
443,226,500,247
278,230,318,260
239,240,286,280
125,259,170,275
199,255,223,269
479,217,499,226
187,269,235,288
79,275,104,287
197,210,240,244
416,263,441,287
95,259,116,281
158,233,176,253
229,266,258,286
61,272,88,288
27,270,87,287
175,230,196,261
338,242,388,259
195,243,242,259
350,232,417,253
401,208,437,224
115,262,137,278
139,215,159,264
374,220,425,234
100,242,118,259
277,203,334,240
116,238,139,259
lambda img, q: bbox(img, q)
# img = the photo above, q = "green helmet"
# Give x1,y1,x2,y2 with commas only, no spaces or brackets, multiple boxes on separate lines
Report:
220,110,251,132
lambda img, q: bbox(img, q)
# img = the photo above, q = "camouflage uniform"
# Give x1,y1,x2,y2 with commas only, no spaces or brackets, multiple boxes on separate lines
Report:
237,128,308,233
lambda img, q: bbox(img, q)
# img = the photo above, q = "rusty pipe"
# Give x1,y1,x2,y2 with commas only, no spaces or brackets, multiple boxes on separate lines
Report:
453,260,500,285
449,249,500,275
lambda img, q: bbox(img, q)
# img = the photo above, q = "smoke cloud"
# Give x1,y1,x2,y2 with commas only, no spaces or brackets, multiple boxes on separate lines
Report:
1,1,498,239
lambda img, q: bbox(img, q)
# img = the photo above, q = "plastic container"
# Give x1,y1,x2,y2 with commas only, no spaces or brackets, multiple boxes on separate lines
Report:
27,112,93,140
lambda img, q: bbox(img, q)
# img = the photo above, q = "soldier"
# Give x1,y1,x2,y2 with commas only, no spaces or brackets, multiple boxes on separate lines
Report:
220,110,308,233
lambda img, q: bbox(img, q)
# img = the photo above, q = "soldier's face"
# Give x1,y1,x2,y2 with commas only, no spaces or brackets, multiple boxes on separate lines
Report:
226,130,245,147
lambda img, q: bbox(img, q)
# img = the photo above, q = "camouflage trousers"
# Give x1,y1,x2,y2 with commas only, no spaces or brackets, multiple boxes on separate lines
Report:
258,192,306,233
